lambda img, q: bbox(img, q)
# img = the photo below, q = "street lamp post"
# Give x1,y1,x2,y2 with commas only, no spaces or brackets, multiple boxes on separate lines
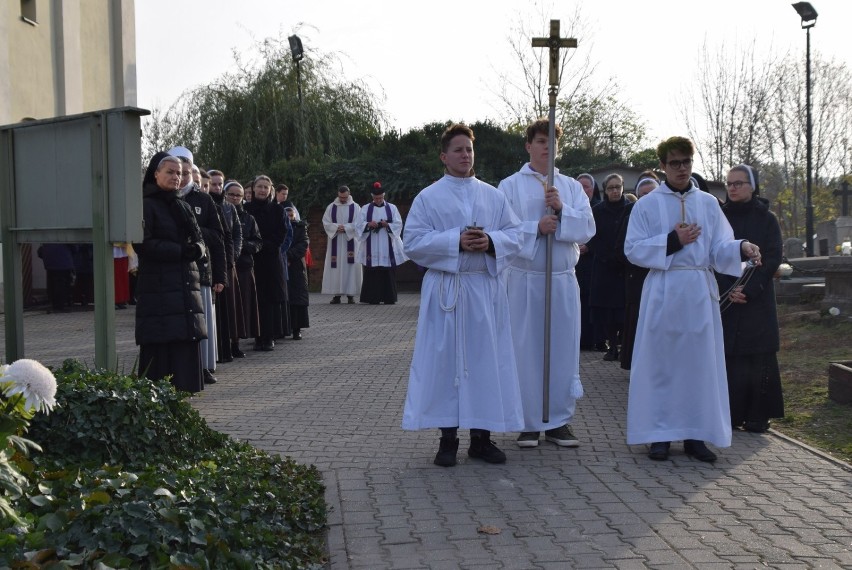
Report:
288,35,306,155
288,35,304,108
792,2,818,256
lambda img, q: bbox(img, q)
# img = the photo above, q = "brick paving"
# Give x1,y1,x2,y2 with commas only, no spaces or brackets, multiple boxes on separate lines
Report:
5,294,852,569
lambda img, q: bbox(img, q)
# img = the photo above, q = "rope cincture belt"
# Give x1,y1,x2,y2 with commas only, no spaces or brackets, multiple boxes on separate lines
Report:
657,266,718,302
439,270,484,388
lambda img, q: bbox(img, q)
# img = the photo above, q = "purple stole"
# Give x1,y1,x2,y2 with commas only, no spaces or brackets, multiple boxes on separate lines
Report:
330,203,356,268
365,203,397,268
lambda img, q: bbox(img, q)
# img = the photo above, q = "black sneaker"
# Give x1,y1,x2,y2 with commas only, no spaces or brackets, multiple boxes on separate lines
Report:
684,439,717,462
347,296,355,304
468,437,507,464
516,432,540,448
434,437,459,467
203,369,217,384
544,425,580,447
330,296,341,304
232,347,246,358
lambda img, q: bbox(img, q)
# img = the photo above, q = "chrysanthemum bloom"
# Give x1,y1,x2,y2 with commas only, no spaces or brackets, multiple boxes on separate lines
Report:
3,359,57,414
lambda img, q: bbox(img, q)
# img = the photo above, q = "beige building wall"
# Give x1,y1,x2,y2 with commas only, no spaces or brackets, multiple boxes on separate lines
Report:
0,0,136,126
0,0,137,311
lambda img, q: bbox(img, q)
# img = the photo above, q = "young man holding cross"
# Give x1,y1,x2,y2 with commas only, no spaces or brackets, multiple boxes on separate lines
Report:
498,118,595,448
624,136,762,463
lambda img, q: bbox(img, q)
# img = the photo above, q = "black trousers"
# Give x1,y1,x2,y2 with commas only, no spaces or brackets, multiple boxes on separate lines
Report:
46,269,74,310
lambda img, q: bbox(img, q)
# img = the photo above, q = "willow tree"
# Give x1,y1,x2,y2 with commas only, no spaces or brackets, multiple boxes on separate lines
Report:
149,36,387,181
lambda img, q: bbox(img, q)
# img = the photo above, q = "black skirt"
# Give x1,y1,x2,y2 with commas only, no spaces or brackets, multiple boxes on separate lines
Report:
360,267,397,304
726,352,785,426
139,341,203,393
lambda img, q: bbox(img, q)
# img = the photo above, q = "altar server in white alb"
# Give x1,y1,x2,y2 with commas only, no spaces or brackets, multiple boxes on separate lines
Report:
321,185,362,304
498,118,596,450
402,123,524,468
355,182,407,304
624,136,762,463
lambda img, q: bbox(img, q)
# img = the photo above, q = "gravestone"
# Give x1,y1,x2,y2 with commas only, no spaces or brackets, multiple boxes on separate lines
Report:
784,237,804,260
816,217,852,254
837,217,852,250
828,361,852,405
821,255,852,316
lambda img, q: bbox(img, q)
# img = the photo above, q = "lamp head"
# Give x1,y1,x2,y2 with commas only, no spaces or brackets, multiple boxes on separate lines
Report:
792,2,818,28
288,35,304,61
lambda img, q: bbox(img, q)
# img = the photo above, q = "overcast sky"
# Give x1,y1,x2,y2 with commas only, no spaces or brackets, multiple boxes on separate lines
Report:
135,0,851,147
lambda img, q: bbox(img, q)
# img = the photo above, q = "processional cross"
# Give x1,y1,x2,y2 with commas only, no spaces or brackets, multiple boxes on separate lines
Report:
531,20,576,423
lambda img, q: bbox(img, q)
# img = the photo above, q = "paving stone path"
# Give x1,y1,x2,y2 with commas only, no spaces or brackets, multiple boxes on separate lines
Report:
7,293,851,569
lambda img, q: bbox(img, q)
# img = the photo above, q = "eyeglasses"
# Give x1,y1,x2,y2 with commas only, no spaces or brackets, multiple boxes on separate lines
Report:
725,181,749,189
666,158,693,170
226,193,243,198
605,185,623,191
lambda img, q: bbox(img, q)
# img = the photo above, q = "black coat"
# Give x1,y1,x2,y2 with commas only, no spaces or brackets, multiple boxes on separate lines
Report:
211,193,243,269
287,219,310,306
235,205,262,271
588,197,627,308
135,182,207,345
246,199,287,303
183,188,226,287
716,197,782,355
37,244,76,271
575,194,598,292
615,201,650,305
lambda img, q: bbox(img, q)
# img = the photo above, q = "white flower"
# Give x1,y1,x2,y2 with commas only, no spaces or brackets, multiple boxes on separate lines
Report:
829,307,841,316
2,359,57,414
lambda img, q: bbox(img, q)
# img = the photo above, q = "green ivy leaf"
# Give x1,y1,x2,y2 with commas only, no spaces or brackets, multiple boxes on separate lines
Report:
153,487,175,499
85,490,111,505
29,494,53,507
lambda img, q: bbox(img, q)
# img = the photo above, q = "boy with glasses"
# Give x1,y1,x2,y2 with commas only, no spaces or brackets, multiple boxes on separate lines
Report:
623,136,761,463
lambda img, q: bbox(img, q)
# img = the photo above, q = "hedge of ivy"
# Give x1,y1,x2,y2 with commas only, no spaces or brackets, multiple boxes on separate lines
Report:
0,360,328,568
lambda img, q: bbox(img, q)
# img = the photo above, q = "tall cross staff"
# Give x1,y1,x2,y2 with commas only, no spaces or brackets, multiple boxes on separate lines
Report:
532,20,577,423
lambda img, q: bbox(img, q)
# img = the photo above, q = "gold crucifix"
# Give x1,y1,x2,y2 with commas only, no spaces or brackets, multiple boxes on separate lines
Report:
531,20,577,98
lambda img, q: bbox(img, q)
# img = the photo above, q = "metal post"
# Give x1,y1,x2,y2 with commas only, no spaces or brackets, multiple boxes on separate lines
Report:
805,25,814,257
532,21,577,423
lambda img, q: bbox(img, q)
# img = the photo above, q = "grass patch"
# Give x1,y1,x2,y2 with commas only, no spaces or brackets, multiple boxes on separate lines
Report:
773,304,852,464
